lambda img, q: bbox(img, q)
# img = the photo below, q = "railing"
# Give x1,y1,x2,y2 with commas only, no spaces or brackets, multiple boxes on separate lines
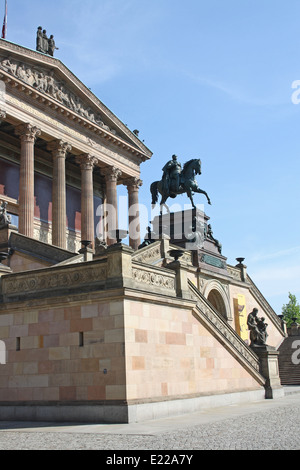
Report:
188,280,265,385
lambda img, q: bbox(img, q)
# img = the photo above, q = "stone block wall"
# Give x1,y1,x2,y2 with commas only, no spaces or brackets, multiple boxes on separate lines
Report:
124,299,263,403
0,299,126,403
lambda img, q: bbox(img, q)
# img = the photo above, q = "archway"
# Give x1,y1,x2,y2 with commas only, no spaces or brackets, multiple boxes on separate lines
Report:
207,289,228,318
203,280,231,320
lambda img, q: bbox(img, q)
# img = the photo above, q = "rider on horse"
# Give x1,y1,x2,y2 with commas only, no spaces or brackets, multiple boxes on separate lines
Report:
161,155,182,195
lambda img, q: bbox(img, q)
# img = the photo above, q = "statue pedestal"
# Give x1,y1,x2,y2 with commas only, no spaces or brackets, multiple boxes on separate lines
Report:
252,345,284,399
151,209,228,274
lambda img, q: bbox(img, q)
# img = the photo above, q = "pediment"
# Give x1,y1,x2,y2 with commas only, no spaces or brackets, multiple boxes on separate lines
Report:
0,39,152,160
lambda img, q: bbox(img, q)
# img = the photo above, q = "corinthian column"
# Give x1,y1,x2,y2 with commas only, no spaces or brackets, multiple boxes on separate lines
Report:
47,140,72,249
102,166,122,245
15,123,41,238
76,154,97,247
125,177,143,251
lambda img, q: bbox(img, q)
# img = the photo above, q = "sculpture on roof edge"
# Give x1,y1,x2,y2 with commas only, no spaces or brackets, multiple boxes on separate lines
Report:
36,27,59,56
150,155,211,213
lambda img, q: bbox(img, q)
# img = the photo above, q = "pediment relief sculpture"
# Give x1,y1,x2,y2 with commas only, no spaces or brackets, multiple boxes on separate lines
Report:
0,56,117,135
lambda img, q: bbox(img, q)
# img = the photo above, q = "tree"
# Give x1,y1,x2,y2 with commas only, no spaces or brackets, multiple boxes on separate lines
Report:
282,293,300,327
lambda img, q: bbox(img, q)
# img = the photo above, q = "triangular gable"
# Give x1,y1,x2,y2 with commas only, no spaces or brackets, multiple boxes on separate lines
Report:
0,39,152,160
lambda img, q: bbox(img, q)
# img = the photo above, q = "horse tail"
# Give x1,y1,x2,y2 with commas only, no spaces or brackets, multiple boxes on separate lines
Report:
150,181,159,205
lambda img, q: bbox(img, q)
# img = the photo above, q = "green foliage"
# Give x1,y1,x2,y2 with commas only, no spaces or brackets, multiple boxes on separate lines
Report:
282,293,300,327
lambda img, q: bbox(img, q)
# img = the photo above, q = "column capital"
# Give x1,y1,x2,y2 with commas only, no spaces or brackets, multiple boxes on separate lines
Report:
102,166,122,182
124,177,143,191
76,154,97,170
15,123,41,142
47,140,72,159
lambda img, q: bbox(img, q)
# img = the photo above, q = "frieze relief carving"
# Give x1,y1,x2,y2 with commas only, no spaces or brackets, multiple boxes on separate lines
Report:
0,56,117,135
132,265,175,291
227,265,242,281
3,263,107,296
133,243,162,265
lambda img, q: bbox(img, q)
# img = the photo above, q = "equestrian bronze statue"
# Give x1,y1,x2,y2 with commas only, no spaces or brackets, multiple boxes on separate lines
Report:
150,155,211,211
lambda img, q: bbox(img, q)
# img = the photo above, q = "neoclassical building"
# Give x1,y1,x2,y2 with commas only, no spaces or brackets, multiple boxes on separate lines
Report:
0,39,287,423
0,39,150,252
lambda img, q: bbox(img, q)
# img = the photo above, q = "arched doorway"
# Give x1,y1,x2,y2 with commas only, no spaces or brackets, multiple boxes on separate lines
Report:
207,289,227,318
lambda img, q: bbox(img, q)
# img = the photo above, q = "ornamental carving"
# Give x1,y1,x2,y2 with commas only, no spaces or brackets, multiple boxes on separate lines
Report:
3,263,107,296
0,56,117,135
132,266,175,291
76,154,98,170
15,122,41,142
133,243,162,265
102,166,122,181
47,140,72,158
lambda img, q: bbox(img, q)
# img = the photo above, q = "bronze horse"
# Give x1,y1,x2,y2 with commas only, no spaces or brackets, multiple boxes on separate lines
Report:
150,159,211,212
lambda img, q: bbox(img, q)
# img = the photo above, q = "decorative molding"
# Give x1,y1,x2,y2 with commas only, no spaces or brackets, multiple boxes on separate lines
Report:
102,166,122,181
5,94,144,173
133,242,162,265
2,261,107,297
132,264,176,292
0,56,118,136
124,177,143,190
47,140,72,158
15,122,41,142
227,265,242,281
76,153,98,171
0,40,151,154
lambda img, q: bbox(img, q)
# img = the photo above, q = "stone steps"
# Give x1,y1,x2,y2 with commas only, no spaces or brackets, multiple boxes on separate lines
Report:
278,336,300,385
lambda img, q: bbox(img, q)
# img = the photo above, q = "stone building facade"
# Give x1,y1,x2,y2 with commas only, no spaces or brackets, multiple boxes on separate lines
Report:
0,39,285,423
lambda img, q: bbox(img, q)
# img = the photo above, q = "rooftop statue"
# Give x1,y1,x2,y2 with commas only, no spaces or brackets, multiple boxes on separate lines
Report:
150,155,211,212
36,27,59,56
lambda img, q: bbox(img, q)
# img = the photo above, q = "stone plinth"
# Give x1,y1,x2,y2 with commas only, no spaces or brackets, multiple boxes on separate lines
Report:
252,345,284,399
151,209,228,274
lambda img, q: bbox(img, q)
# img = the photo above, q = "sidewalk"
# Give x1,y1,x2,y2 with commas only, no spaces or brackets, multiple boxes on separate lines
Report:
0,386,299,450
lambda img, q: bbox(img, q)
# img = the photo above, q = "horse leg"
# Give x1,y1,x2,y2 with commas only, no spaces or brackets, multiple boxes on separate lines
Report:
159,194,170,215
186,189,196,209
194,188,211,205
150,181,159,205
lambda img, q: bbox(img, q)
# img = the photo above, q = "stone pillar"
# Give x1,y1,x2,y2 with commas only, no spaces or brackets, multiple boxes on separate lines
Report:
253,346,284,399
125,177,143,251
15,123,41,238
102,166,122,245
76,154,97,248
47,140,72,249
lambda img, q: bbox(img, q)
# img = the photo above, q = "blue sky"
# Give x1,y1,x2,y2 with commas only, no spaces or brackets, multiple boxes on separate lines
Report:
4,0,300,314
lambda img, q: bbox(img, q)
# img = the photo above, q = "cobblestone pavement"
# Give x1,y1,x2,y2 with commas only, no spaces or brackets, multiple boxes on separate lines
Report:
0,390,299,451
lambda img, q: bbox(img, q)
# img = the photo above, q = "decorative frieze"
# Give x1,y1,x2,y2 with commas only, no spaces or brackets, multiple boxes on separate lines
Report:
132,265,176,292
2,261,107,297
0,56,117,135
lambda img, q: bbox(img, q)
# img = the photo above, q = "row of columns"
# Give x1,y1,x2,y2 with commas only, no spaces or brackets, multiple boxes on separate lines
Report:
13,122,142,251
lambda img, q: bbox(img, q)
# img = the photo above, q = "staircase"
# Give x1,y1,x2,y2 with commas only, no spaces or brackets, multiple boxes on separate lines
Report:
188,280,265,386
278,335,300,385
